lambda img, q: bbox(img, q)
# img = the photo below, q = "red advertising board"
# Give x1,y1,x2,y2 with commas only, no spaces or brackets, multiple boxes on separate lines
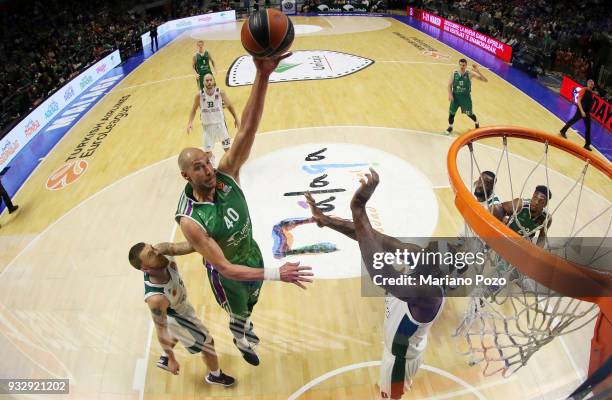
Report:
560,76,612,131
407,8,513,62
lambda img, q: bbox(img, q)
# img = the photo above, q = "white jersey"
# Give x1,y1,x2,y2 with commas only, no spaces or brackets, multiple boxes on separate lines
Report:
383,291,444,359
143,257,189,314
200,87,224,125
143,256,212,353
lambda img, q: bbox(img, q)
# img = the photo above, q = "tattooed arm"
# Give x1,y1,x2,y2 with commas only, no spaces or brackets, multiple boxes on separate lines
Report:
146,295,180,375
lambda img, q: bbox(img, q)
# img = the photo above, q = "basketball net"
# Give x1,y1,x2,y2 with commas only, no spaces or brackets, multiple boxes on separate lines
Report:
449,132,611,377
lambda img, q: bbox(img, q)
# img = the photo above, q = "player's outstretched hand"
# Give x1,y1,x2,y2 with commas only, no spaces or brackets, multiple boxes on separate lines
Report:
472,64,479,70
305,192,328,227
279,261,313,289
168,356,180,375
253,52,293,76
153,242,171,255
350,167,380,210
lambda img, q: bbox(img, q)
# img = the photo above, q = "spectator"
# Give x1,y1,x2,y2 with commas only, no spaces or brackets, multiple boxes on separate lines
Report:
150,23,159,51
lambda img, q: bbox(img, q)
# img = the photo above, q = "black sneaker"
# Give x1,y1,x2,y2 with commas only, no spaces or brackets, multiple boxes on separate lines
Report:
156,355,170,371
445,126,453,135
233,338,260,366
205,370,236,387
559,131,567,138
584,144,592,151
475,122,480,129
245,321,260,346
8,205,18,214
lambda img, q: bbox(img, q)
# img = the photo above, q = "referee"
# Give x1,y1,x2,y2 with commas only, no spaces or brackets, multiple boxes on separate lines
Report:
0,175,19,227
560,79,595,151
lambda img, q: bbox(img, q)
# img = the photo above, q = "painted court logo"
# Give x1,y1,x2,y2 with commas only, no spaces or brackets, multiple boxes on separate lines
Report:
274,62,301,73
46,160,89,190
226,50,374,87
241,142,438,279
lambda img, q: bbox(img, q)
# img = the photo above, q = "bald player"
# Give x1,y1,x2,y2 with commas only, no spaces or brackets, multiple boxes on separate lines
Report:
187,73,239,164
174,54,313,367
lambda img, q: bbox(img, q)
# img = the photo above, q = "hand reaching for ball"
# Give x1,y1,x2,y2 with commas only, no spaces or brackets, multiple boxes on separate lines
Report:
253,52,293,76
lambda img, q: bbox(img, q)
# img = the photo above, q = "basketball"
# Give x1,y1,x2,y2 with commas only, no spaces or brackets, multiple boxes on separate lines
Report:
240,9,294,58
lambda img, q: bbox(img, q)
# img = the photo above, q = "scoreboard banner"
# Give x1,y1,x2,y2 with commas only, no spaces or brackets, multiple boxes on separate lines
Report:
407,7,513,62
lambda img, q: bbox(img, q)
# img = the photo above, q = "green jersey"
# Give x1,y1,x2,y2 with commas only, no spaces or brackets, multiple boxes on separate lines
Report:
507,199,548,238
452,71,471,96
175,171,263,269
480,194,500,211
194,51,212,75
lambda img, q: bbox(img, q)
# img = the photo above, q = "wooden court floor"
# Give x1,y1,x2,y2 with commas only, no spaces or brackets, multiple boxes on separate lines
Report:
0,16,610,400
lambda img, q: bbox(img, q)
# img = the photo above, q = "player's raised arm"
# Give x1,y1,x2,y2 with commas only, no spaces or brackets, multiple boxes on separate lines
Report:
305,191,421,253
350,169,441,301
448,72,454,102
179,217,312,287
217,53,292,182
153,241,195,256
471,64,488,82
146,295,180,375
187,93,200,134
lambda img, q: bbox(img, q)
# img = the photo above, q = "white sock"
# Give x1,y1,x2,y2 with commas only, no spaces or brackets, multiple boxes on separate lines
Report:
161,352,168,357
210,369,220,377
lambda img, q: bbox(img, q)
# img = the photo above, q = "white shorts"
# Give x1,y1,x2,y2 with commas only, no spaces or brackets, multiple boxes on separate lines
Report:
379,346,422,399
203,123,231,152
167,303,212,354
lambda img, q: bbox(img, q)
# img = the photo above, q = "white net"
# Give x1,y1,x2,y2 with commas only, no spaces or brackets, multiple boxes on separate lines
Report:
451,134,611,377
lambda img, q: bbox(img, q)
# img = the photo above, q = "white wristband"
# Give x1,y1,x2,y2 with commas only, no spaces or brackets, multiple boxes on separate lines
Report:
263,267,281,281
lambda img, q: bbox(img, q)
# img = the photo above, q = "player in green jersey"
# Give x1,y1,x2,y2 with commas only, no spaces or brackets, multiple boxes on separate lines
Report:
174,53,313,367
446,59,488,135
499,185,552,247
193,40,217,91
473,171,501,214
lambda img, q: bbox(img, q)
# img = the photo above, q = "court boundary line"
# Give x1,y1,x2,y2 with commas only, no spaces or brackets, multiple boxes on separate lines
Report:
287,360,487,400
114,70,227,92
378,60,455,66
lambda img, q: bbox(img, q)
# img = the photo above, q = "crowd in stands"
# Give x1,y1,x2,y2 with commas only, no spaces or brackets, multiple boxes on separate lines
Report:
2,0,610,135
419,0,611,98
0,0,209,136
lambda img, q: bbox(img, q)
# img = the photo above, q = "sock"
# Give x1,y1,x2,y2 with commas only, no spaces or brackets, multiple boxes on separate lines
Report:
161,352,168,357
230,317,247,341
210,369,220,377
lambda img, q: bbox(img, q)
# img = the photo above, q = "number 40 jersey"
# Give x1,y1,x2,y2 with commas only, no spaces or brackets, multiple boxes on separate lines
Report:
175,171,264,270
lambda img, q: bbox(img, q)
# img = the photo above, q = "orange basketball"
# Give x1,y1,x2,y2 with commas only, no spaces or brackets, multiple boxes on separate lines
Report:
240,9,294,58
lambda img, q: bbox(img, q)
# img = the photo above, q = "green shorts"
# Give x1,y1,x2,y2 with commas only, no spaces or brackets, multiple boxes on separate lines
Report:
205,261,262,320
449,94,473,115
